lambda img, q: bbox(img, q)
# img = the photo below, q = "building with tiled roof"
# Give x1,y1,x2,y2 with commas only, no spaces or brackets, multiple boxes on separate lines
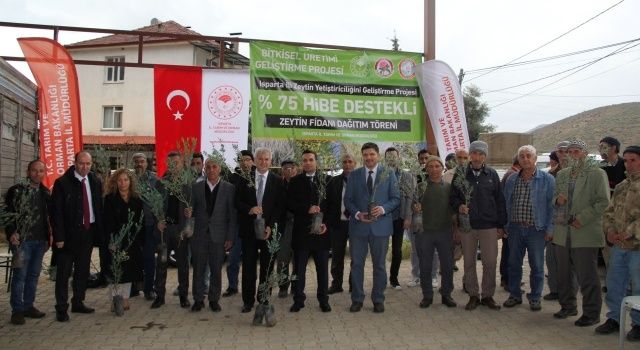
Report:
66,18,248,170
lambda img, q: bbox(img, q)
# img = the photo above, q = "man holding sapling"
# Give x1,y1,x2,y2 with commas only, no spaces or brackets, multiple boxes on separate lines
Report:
132,152,160,301
450,141,506,311
235,148,284,313
4,160,51,325
384,147,414,290
344,142,400,313
287,150,331,312
276,159,298,298
152,151,191,309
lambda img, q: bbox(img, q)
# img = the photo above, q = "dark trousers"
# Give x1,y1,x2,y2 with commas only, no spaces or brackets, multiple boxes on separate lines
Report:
55,228,94,312
226,232,242,291
143,224,158,294
277,214,294,291
241,236,270,306
499,237,509,284
191,239,224,303
415,230,454,299
293,248,329,306
330,221,350,289
154,225,190,299
555,245,602,318
389,219,404,284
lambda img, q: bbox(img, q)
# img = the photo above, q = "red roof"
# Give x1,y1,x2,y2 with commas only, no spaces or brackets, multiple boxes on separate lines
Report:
66,20,216,49
83,135,155,145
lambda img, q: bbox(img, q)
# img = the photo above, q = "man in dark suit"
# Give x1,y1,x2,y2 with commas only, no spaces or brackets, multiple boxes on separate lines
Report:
51,151,103,322
189,157,237,312
235,147,284,313
326,153,356,294
344,143,400,313
287,150,332,312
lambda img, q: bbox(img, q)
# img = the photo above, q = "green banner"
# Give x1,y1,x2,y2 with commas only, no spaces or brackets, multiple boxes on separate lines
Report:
250,41,425,142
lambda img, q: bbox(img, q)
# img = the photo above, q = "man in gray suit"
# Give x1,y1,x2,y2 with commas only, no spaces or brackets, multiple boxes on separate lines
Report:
344,142,400,313
188,157,237,312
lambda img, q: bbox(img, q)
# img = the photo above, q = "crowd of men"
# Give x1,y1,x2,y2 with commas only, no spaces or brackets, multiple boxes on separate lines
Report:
3,138,640,342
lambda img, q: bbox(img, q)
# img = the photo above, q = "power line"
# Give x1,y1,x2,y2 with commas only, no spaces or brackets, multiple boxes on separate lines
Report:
490,91,640,98
539,55,640,92
489,41,640,109
465,0,625,82
465,37,640,74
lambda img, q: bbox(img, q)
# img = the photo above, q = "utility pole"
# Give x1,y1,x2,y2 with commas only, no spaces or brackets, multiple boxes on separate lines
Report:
458,68,465,85
424,0,437,155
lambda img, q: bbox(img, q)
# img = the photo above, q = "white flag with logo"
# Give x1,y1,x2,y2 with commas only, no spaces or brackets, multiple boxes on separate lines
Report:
415,60,470,156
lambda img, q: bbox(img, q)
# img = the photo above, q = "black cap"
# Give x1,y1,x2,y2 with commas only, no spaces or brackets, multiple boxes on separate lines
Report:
281,159,296,167
549,151,559,163
240,150,254,161
623,145,640,157
600,136,621,153
444,153,455,162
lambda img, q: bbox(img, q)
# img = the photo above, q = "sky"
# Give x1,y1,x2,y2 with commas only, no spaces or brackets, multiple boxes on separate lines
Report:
1,0,638,132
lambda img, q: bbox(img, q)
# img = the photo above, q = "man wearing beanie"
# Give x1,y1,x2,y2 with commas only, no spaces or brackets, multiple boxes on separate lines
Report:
414,156,457,309
596,145,640,342
450,140,507,311
552,138,609,327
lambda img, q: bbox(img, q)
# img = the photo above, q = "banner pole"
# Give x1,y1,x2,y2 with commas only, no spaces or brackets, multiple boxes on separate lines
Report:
424,0,438,155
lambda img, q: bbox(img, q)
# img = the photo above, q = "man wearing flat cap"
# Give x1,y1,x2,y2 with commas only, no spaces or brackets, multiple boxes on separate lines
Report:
450,140,507,311
595,145,640,342
552,139,609,327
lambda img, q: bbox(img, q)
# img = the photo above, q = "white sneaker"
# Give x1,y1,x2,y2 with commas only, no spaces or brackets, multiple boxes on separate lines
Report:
432,277,439,288
407,278,420,287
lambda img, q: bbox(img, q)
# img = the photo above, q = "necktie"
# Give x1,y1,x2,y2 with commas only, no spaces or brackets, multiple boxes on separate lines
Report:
81,178,90,230
256,174,265,206
367,170,373,195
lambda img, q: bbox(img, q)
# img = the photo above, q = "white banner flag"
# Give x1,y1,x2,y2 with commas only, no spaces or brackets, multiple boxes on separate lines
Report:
415,60,470,156
200,69,250,167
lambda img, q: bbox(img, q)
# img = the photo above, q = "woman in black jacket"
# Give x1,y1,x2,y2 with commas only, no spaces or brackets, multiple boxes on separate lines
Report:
103,168,144,311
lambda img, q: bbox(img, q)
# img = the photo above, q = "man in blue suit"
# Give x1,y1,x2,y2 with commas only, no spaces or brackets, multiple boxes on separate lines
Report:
345,142,400,313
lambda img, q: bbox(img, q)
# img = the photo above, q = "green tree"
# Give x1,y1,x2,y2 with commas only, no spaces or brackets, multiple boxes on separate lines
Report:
463,85,495,141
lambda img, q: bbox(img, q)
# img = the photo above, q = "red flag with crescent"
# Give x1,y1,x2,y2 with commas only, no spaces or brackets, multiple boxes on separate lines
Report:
154,66,202,176
17,37,84,188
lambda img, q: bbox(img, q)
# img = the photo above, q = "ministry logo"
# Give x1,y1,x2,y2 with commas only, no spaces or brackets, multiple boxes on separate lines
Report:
208,85,243,119
398,59,416,79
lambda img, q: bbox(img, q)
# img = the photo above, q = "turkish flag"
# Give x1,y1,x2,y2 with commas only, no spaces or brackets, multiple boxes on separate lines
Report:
154,66,202,176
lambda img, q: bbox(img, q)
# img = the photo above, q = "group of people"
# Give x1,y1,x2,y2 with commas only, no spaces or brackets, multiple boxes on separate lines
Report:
3,138,639,342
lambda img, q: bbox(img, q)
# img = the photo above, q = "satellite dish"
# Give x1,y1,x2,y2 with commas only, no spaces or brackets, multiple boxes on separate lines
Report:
150,18,160,25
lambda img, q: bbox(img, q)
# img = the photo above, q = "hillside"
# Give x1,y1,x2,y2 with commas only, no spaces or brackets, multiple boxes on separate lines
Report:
532,102,640,153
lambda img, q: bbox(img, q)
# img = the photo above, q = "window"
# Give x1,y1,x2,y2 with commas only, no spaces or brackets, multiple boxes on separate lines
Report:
2,122,16,140
105,56,125,82
102,106,123,129
22,131,35,145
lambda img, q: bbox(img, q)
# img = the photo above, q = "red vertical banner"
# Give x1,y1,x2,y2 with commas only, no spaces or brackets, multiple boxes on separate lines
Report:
17,37,83,188
154,66,202,176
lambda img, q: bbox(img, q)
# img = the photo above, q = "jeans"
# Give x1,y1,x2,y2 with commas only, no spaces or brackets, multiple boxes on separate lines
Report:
10,240,47,313
507,225,546,301
605,246,640,325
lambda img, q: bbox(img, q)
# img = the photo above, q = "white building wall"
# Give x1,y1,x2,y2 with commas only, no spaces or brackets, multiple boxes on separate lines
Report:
68,43,195,137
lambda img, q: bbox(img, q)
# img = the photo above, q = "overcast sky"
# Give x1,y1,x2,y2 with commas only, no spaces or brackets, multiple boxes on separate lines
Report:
1,0,638,132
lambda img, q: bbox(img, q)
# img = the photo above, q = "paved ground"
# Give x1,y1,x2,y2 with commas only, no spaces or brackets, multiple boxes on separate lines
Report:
0,242,624,349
